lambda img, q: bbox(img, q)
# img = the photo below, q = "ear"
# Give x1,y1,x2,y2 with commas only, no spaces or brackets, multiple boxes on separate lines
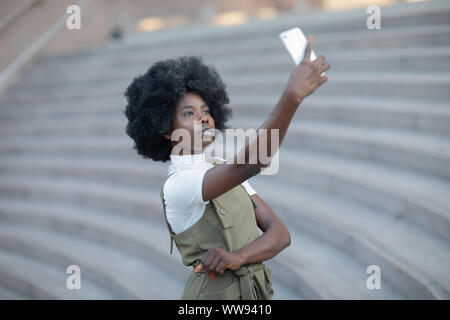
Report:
163,130,172,140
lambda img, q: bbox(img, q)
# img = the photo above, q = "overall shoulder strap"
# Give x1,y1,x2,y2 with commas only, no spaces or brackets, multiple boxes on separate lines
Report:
160,158,224,254
206,157,258,209
160,173,176,254
205,157,224,166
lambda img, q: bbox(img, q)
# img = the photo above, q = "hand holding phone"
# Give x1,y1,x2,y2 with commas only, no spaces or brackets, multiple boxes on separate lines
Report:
279,27,318,65
279,27,326,78
280,28,330,103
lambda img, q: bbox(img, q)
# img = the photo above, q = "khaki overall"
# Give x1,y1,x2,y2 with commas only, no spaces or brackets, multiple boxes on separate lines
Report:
159,158,274,300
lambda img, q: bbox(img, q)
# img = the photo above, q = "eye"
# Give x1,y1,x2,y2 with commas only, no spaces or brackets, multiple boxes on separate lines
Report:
184,111,193,116
204,110,210,114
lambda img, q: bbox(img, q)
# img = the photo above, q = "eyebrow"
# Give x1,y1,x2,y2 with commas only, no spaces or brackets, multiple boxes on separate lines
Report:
181,104,208,110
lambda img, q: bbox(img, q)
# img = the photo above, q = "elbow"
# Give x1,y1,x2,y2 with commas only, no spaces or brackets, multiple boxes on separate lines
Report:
268,220,291,250
236,163,262,180
281,226,291,249
234,156,271,179
284,228,291,248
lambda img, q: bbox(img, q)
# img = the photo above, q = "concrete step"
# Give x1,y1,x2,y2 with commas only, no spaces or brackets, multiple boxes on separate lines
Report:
2,69,449,104
207,46,450,73
1,178,405,299
2,131,449,233
0,114,128,136
0,172,163,221
230,118,450,180
0,96,120,119
32,22,450,73
5,13,449,91
36,0,448,67
1,191,398,300
0,248,116,299
273,149,450,242
0,222,185,299
0,134,137,159
0,0,447,301
2,152,446,298
119,0,450,49
0,196,302,300
0,197,186,277
224,71,450,102
2,94,449,136
0,187,405,299
2,149,444,298
0,284,28,299
231,95,450,136
0,78,129,104
0,172,442,299
13,46,450,89
2,141,448,241
0,164,409,299
1,113,449,183
0,115,128,138
0,154,165,188
251,177,450,299
1,109,449,180
268,226,404,299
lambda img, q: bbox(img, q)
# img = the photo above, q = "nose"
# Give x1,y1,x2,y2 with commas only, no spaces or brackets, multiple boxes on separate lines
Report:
199,112,209,124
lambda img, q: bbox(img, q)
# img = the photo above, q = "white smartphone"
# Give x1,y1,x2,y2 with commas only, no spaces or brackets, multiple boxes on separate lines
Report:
279,27,319,66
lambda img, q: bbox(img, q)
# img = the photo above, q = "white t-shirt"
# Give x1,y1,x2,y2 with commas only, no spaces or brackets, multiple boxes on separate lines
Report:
163,151,257,235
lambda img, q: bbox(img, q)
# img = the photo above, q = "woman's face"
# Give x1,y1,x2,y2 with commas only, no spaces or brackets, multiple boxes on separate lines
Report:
164,92,216,155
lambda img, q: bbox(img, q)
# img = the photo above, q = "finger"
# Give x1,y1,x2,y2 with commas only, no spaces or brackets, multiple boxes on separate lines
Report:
303,35,313,62
208,255,221,274
319,63,330,73
303,42,312,62
194,264,203,273
313,55,325,67
320,75,328,84
200,252,209,272
204,251,214,268
194,263,216,279
201,252,209,267
216,261,228,274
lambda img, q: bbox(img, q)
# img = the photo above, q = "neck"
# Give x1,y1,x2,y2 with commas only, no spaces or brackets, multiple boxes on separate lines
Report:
170,147,205,156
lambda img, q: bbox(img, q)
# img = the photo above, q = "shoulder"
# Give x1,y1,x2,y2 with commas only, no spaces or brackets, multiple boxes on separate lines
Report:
241,179,257,196
163,169,210,210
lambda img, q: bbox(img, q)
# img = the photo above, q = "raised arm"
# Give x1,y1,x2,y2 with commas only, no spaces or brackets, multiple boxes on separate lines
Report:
202,35,329,202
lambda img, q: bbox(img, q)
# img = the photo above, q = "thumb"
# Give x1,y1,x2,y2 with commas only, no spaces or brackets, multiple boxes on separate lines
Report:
194,263,216,280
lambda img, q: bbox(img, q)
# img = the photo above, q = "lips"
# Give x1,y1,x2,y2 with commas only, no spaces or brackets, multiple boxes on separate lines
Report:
201,126,214,137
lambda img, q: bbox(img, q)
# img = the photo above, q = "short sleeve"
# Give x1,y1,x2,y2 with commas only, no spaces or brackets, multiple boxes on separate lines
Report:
241,180,257,209
241,180,257,196
163,169,210,213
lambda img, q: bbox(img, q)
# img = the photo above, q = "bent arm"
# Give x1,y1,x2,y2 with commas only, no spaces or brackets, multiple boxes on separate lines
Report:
232,194,291,264
202,36,329,202
200,194,291,275
201,91,300,202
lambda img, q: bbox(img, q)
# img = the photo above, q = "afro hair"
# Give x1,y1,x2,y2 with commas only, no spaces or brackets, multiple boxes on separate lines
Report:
124,55,233,162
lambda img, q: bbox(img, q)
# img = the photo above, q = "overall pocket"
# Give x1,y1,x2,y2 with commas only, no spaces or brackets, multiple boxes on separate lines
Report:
263,266,274,299
198,279,241,300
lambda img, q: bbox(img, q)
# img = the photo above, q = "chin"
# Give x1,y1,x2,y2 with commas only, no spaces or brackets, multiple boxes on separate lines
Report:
202,135,215,147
